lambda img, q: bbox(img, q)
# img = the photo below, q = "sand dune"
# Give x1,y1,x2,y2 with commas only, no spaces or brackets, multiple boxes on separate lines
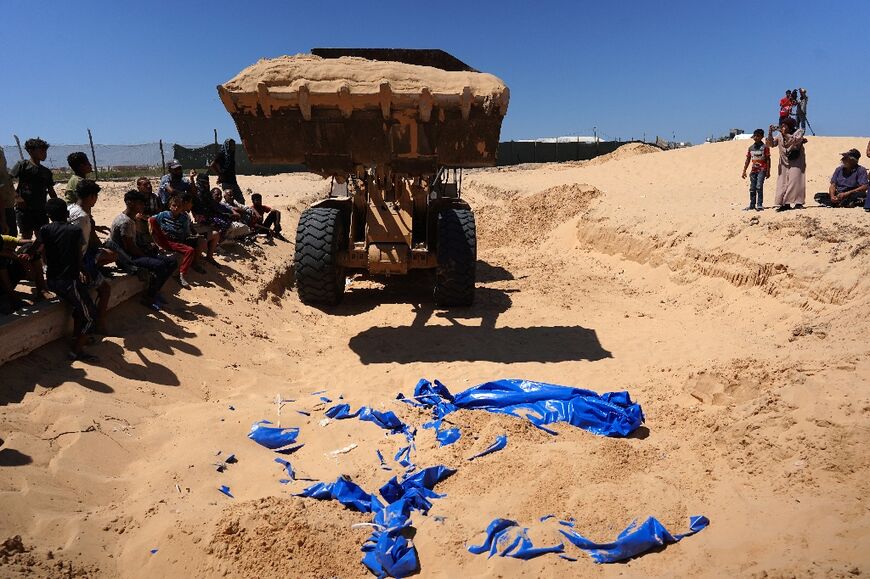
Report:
1,137,868,577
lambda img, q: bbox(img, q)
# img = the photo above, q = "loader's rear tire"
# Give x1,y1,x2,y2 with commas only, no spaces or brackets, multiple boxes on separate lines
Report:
294,207,346,305
434,208,476,306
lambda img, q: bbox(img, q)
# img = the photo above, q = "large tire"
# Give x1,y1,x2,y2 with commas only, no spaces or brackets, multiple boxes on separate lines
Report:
294,207,346,305
434,208,476,306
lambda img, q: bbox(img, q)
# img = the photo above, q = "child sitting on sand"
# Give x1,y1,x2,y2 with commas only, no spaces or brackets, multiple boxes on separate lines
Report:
38,198,100,361
741,129,770,211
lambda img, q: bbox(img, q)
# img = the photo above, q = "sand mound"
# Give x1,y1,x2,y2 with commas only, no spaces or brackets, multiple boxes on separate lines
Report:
0,535,98,578
475,183,601,249
585,141,662,165
203,497,368,579
222,54,508,99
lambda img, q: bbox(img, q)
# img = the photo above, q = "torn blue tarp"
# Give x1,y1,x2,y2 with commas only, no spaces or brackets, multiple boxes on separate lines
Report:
560,515,710,563
394,444,414,468
468,519,563,560
362,499,419,578
325,404,412,437
468,435,508,461
218,485,234,498
422,419,461,447
436,427,461,446
406,379,644,437
275,457,295,481
379,466,455,513
297,477,384,513
248,420,300,450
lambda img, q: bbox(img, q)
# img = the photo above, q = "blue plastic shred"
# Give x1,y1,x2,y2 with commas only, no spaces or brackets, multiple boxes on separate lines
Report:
361,499,419,578
150,548,158,555
376,449,392,471
248,420,300,450
405,379,644,437
320,396,332,403
468,435,507,461
275,457,295,480
560,515,710,563
218,485,234,498
296,410,311,416
297,477,384,513
394,444,414,468
379,466,455,513
467,519,565,560
435,427,461,446
311,390,327,395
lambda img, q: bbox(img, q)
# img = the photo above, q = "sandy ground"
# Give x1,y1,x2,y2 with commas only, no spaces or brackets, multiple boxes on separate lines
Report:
1,137,869,578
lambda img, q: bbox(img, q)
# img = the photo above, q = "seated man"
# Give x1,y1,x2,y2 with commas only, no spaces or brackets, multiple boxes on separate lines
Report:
0,234,51,312
250,193,284,239
814,149,869,208
157,160,195,209
109,190,178,310
150,193,213,289
137,176,162,216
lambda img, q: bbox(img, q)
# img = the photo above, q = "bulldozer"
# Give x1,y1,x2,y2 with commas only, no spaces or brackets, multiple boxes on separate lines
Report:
217,49,510,305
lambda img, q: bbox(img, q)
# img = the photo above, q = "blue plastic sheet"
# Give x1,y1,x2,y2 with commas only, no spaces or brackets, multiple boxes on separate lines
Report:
436,427,461,446
297,477,384,513
394,444,414,468
468,435,507,461
379,466,455,514
468,519,563,560
407,379,644,437
218,485,234,498
422,419,461,447
361,499,419,578
275,457,295,481
560,515,710,563
326,403,412,437
248,420,300,450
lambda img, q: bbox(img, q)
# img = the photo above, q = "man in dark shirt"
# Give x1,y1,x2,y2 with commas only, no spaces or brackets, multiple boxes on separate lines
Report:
38,198,100,360
11,137,56,239
813,149,869,208
209,139,245,204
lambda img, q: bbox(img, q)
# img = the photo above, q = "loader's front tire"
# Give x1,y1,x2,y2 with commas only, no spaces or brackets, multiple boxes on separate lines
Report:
294,207,346,305
434,208,476,306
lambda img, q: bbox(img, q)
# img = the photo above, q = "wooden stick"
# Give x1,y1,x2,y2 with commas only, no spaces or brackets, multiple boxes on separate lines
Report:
13,135,24,161
87,129,98,179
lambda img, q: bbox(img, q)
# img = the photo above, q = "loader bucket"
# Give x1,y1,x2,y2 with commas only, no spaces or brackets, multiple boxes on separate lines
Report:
217,53,509,175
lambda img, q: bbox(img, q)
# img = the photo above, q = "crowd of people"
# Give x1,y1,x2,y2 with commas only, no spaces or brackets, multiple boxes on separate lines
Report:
0,138,283,361
739,91,868,212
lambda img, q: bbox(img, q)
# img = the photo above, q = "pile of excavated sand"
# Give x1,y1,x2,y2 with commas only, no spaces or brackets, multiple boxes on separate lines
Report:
222,54,508,98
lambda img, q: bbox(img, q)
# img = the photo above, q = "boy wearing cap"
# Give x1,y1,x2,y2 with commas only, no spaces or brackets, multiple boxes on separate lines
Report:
10,137,56,240
813,149,868,208
110,190,177,309
741,129,771,211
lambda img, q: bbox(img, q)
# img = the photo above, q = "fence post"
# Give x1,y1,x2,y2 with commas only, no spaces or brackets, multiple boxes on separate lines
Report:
87,129,98,179
13,135,24,161
159,139,166,175
214,129,218,147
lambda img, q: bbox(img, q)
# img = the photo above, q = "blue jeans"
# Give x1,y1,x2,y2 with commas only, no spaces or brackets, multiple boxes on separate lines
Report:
131,254,177,298
749,172,765,208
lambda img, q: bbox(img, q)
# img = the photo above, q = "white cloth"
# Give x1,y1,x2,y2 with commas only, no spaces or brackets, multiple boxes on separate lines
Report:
67,203,92,255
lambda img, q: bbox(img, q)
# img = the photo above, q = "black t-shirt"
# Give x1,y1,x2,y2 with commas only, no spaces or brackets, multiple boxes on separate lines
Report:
39,222,84,280
11,160,55,211
213,150,237,185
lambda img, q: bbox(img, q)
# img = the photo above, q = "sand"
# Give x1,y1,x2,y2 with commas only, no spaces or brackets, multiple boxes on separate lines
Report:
1,137,869,577
222,54,508,100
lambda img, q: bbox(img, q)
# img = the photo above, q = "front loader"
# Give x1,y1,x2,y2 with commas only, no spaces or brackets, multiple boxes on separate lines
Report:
218,48,510,306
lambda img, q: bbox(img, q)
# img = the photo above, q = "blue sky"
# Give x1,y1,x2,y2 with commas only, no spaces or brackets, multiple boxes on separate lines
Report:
1,0,867,145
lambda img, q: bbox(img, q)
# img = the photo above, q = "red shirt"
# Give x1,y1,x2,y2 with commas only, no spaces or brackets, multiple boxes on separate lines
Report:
746,142,771,173
779,97,794,117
